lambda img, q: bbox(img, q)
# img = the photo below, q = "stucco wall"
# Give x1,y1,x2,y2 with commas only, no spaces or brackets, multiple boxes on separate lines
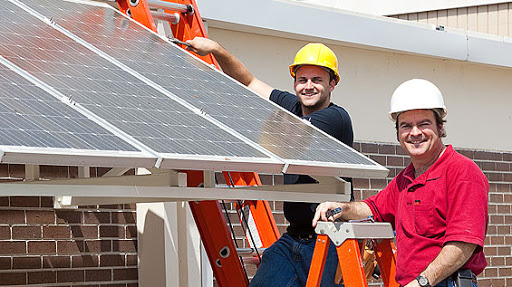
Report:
207,27,512,153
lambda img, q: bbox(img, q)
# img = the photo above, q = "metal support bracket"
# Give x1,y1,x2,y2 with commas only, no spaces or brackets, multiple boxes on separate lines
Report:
314,221,394,246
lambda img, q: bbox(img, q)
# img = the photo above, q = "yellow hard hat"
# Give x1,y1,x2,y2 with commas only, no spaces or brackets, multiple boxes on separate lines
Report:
289,43,340,84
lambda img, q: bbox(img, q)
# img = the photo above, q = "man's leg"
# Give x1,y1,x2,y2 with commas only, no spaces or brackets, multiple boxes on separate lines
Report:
250,234,303,287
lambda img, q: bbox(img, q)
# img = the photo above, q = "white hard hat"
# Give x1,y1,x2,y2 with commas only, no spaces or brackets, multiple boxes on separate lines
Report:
389,79,447,121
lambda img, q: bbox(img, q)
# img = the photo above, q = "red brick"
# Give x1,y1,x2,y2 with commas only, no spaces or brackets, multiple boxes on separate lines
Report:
475,151,502,161
497,204,511,214
83,212,111,224
126,254,137,266
113,268,138,281
84,240,111,253
12,226,41,239
113,240,137,253
57,240,85,254
369,155,386,165
10,196,40,207
0,197,8,206
504,173,512,182
28,271,56,284
504,153,512,161
386,156,404,167
378,144,396,155
126,226,137,239
57,270,84,283
0,164,7,177
28,241,56,254
480,162,496,171
0,226,10,239
361,143,379,153
484,267,498,277
490,256,505,265
456,150,471,159
85,269,111,281
362,190,380,199
43,255,71,268
100,226,124,238
72,254,99,268
55,211,82,224
98,204,124,210
0,257,11,270
352,142,361,152
0,241,26,254
40,165,69,179
490,278,505,286
0,210,25,224
500,267,512,277
497,246,511,255
40,197,54,208
112,212,136,224
496,162,510,172
489,215,504,225
352,178,369,189
43,226,71,239
489,193,503,203
13,256,41,269
274,201,283,211
8,164,25,178
0,271,26,285
71,226,99,239
26,210,55,224
370,178,387,189
100,254,124,267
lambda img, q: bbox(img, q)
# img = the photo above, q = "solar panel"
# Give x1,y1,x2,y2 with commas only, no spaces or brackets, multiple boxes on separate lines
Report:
3,0,388,177
0,60,159,167
2,0,284,172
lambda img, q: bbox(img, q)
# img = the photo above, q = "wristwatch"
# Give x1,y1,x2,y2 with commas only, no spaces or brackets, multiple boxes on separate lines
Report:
416,275,431,287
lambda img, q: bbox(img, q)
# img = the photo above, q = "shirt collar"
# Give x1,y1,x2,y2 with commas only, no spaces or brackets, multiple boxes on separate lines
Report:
402,145,454,185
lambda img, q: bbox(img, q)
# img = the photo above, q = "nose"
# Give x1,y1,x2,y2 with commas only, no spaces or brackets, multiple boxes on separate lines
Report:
305,79,314,89
410,125,422,136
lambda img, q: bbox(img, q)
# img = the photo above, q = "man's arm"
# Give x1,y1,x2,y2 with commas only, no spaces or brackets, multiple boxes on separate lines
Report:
404,241,477,287
186,37,274,99
312,201,373,227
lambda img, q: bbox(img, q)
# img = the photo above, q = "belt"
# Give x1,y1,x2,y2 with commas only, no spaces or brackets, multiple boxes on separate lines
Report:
288,232,317,240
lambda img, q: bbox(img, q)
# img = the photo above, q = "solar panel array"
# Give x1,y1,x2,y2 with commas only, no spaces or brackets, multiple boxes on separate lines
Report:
0,0,388,177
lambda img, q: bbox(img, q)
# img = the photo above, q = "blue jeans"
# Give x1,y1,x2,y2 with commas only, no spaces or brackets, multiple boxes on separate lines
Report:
250,233,342,287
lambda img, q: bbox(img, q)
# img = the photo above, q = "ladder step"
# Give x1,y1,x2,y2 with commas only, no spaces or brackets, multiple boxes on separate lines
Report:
236,247,266,256
146,0,193,14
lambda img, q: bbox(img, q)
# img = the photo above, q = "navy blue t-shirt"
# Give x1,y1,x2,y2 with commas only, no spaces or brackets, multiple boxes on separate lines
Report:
270,89,354,236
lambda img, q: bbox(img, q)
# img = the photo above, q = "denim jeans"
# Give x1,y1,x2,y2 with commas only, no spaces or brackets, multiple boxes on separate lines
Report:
250,233,342,287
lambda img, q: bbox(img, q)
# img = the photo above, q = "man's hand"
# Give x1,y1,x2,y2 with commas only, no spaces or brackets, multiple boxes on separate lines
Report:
186,37,220,56
312,202,344,227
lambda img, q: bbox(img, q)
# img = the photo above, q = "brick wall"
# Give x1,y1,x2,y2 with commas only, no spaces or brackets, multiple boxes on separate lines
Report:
0,166,138,286
1,141,510,286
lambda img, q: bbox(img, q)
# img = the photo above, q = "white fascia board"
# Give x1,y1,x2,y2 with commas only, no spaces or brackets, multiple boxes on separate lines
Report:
290,0,512,16
197,0,512,69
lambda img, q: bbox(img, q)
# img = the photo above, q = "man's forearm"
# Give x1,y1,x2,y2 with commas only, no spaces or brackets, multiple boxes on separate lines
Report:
411,241,477,286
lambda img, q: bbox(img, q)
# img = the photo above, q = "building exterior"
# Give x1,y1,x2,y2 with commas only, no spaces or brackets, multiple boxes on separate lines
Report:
0,0,510,286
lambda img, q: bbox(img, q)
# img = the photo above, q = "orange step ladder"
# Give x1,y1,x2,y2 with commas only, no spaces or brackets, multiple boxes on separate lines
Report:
114,0,280,285
306,221,399,287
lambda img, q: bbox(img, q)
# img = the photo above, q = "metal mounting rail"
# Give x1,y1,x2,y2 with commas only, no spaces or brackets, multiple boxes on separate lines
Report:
146,0,193,14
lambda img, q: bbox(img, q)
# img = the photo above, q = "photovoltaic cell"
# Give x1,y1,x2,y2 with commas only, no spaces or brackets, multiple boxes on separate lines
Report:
18,0,379,167
1,0,271,160
0,63,140,151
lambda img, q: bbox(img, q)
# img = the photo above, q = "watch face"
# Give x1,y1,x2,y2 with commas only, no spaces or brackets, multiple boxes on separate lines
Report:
418,276,429,286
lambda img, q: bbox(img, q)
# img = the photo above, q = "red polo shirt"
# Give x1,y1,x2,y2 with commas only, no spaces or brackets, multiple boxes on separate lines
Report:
364,145,488,285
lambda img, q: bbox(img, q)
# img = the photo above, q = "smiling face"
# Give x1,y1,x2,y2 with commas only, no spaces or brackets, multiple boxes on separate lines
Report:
293,65,335,116
397,109,445,165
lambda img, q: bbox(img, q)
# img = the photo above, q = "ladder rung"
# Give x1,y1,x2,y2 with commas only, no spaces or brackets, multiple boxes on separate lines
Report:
147,0,193,14
150,11,180,24
241,257,260,265
236,247,266,256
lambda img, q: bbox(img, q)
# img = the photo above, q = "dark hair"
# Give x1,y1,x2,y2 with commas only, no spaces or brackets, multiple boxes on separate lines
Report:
395,109,447,139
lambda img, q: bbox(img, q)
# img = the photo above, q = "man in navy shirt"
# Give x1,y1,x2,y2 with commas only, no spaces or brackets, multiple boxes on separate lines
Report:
187,38,353,286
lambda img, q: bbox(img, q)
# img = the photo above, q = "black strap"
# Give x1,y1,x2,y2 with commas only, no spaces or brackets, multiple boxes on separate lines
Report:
455,269,474,287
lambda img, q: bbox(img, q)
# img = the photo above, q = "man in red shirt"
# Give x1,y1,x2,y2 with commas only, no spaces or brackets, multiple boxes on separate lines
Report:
313,79,488,287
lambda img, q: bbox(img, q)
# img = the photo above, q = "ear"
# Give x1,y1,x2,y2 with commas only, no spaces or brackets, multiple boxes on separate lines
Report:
329,79,336,92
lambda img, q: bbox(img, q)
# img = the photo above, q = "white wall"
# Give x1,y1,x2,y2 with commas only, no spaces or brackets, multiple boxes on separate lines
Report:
208,28,512,152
